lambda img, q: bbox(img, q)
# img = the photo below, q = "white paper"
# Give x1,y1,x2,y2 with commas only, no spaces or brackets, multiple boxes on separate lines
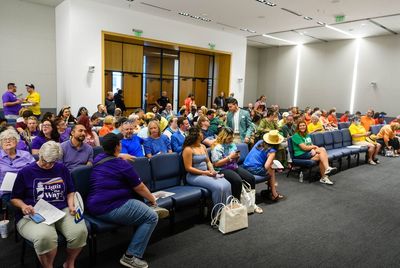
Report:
33,199,66,225
152,191,175,200
272,160,284,169
0,172,17,192
21,103,33,107
347,145,362,149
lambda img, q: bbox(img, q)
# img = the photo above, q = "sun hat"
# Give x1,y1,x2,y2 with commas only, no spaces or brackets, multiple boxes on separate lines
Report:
263,130,284,145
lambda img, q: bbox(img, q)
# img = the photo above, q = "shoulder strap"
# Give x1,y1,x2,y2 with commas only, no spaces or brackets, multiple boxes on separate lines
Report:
94,156,116,167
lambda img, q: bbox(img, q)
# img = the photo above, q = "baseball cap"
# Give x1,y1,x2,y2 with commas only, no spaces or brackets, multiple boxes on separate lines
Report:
25,83,35,89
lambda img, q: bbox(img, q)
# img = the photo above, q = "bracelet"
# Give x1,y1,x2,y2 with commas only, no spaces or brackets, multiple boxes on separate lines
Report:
227,156,231,162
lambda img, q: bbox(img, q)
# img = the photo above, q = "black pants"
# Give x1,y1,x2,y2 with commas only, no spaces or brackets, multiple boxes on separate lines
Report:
376,138,400,150
221,167,256,200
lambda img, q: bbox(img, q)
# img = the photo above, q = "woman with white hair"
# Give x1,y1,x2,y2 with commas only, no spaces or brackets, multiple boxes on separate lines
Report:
11,141,88,268
0,129,35,210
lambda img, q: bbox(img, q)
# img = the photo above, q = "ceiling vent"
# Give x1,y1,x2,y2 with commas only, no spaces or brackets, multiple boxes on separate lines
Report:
140,2,171,11
281,8,302,17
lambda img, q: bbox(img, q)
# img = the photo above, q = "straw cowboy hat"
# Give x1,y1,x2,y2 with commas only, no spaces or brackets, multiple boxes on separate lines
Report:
263,130,284,145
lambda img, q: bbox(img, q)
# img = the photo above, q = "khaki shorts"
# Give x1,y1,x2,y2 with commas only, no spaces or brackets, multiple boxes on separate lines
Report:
353,141,373,147
17,208,88,255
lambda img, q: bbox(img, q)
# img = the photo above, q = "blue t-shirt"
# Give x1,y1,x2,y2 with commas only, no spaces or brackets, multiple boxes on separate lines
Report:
121,135,144,157
143,134,171,156
11,162,74,221
243,140,277,169
86,153,142,215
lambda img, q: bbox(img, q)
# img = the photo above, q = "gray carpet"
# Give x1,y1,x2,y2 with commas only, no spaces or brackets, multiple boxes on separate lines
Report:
2,156,400,267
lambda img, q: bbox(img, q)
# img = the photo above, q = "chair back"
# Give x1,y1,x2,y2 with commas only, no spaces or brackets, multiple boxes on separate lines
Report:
150,153,181,190
70,166,93,200
311,133,324,147
130,157,153,190
323,132,334,150
331,130,344,149
370,124,383,135
287,138,295,159
341,129,352,146
93,146,104,157
236,143,249,164
338,122,350,130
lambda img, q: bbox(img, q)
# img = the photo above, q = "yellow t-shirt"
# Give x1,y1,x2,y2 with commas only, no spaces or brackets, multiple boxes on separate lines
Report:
26,91,41,115
307,121,324,133
349,124,366,143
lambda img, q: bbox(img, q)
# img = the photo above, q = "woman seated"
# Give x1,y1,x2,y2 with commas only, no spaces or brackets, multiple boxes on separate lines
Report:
197,116,215,147
163,116,178,139
256,109,279,142
76,106,89,121
31,119,60,155
211,128,262,213
15,110,33,134
86,133,168,268
11,141,88,268
292,121,336,185
244,130,285,202
182,128,231,205
0,129,35,212
54,117,71,143
327,108,338,128
21,116,40,147
376,122,400,156
307,114,324,133
143,120,172,158
77,115,100,147
349,116,381,164
58,106,77,125
98,115,115,137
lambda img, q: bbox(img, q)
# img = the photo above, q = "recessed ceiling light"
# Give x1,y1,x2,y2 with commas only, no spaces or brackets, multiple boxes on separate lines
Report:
178,12,190,16
240,28,248,31
325,24,354,37
262,34,298,45
255,0,276,7
304,16,313,20
317,21,325,26
247,29,256,33
190,15,201,19
126,0,134,2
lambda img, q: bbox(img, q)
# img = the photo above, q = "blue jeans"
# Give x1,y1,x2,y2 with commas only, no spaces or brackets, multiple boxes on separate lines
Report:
97,199,158,258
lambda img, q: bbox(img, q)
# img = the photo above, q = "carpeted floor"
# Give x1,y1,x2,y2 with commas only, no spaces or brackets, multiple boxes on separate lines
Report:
2,155,400,268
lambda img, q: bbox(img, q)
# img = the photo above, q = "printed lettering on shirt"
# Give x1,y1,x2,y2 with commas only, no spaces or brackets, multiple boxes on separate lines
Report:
305,137,312,145
33,177,65,203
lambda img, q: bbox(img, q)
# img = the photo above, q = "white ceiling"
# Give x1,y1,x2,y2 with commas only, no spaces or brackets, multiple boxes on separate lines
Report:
25,0,400,47
20,0,63,7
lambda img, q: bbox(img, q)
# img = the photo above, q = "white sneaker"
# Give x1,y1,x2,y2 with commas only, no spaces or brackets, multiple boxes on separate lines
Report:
324,166,337,175
368,160,376,165
320,176,334,185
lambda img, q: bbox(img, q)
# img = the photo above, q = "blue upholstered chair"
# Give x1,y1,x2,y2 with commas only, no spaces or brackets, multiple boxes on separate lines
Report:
370,124,384,135
338,122,350,129
286,137,318,182
92,146,104,157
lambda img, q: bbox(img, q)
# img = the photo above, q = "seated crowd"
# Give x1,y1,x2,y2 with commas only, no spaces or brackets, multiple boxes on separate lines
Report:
1,91,399,268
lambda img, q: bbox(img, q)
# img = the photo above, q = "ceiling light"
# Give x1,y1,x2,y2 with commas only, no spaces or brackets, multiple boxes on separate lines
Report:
178,12,190,16
247,29,256,33
325,24,354,37
255,0,276,7
126,0,134,2
190,15,201,19
262,34,298,45
317,21,325,26
304,16,313,20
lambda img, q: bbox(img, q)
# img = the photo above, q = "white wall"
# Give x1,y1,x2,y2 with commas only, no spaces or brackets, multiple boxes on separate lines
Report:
56,0,248,114
243,46,259,106
0,0,56,109
256,34,400,116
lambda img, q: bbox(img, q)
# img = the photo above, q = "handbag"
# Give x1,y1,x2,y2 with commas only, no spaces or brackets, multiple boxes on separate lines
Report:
211,196,248,234
240,181,256,214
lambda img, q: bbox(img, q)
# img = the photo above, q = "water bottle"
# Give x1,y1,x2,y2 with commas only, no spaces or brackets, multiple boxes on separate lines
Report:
299,171,304,183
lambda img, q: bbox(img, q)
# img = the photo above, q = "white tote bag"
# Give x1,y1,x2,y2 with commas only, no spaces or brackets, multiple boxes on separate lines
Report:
211,196,248,234
240,181,256,214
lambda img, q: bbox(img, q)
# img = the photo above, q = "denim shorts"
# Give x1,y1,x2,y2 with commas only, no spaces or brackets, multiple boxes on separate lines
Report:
245,166,266,176
295,151,313,159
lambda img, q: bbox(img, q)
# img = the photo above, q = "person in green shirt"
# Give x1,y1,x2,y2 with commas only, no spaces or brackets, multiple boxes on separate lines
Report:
291,121,336,185
207,109,224,136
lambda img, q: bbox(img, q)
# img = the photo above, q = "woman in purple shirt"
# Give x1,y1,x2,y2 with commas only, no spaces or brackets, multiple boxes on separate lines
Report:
86,133,168,268
11,141,87,268
31,119,60,155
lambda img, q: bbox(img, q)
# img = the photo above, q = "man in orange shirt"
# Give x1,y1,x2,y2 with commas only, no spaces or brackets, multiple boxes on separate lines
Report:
376,123,400,156
360,109,375,132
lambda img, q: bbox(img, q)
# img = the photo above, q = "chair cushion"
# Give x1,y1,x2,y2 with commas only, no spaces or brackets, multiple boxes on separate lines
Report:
326,149,344,159
165,186,203,209
154,197,174,209
84,214,121,233
292,159,318,167
254,175,268,184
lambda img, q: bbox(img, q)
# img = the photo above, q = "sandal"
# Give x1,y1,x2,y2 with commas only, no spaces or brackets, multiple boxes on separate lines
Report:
254,205,263,214
270,193,285,202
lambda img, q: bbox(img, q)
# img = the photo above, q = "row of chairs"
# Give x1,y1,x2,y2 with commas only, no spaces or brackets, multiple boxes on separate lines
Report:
287,128,369,181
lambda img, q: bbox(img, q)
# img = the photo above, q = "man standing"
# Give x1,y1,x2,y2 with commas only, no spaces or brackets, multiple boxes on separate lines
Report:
25,84,41,118
226,98,254,144
213,92,226,109
114,89,126,113
61,124,94,171
2,83,22,120
105,91,116,115
156,91,170,113
171,117,190,153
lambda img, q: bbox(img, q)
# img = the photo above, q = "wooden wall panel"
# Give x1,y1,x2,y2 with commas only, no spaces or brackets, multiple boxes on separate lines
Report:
162,58,175,76
215,54,231,97
179,52,195,77
195,54,210,78
179,78,193,107
105,41,122,71
195,79,207,107
123,44,143,73
145,56,161,74
123,73,142,108
162,78,174,101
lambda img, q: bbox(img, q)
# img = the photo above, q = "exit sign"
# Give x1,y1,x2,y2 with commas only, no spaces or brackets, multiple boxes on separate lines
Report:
335,15,345,23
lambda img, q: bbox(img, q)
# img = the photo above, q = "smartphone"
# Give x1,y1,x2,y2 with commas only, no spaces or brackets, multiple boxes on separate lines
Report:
30,213,45,224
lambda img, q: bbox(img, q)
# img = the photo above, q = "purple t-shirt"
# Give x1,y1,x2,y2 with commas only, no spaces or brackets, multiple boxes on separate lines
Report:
2,91,22,116
60,128,71,143
11,162,75,221
31,135,48,150
86,153,142,216
61,140,93,171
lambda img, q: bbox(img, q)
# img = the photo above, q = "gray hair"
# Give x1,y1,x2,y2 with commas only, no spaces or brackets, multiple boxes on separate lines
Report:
0,129,20,146
128,114,139,122
38,141,63,162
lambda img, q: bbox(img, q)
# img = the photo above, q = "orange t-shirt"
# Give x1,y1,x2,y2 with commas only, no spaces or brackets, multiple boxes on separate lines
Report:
360,116,375,131
377,125,395,142
327,114,338,125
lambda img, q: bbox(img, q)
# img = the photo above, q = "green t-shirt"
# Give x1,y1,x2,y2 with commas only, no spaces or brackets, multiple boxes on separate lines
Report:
291,133,313,157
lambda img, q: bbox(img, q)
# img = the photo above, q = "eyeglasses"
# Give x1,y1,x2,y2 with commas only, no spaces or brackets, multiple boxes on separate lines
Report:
41,158,56,165
2,138,16,143
42,124,52,127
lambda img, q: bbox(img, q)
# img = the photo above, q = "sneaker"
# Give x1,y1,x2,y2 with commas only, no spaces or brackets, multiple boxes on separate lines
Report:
120,254,148,268
254,205,263,214
151,206,169,219
320,176,334,185
324,166,337,175
373,158,380,164
368,160,377,165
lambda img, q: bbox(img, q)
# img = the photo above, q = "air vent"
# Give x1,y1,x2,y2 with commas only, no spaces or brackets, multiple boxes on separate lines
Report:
216,22,237,29
140,2,171,11
281,8,302,16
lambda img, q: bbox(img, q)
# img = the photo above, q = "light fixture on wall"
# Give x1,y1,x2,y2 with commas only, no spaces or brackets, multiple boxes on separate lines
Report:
238,78,244,83
88,66,95,73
